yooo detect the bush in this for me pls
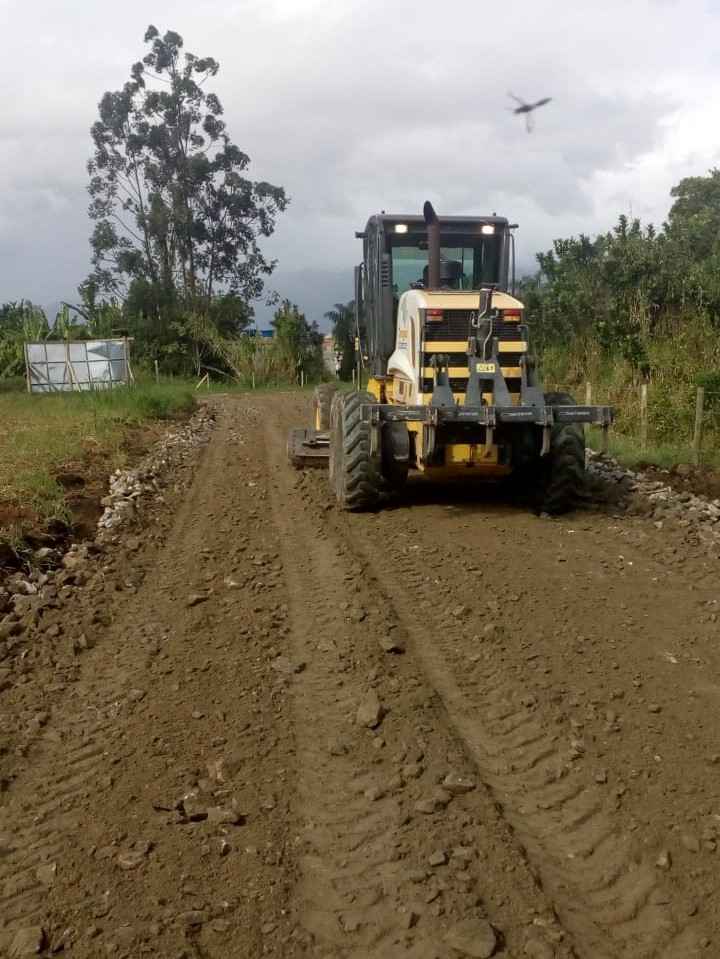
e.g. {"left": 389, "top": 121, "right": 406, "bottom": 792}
{"left": 539, "top": 312, "right": 720, "bottom": 455}
{"left": 695, "top": 371, "right": 720, "bottom": 411}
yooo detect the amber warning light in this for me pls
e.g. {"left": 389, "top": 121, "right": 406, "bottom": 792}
{"left": 427, "top": 309, "right": 444, "bottom": 321}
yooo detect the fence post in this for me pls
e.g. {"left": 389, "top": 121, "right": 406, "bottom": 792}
{"left": 640, "top": 384, "right": 648, "bottom": 452}
{"left": 585, "top": 381, "right": 592, "bottom": 406}
{"left": 251, "top": 372, "right": 255, "bottom": 390}
{"left": 154, "top": 359, "right": 159, "bottom": 384}
{"left": 693, "top": 386, "right": 705, "bottom": 466}
{"left": 352, "top": 368, "right": 356, "bottom": 386}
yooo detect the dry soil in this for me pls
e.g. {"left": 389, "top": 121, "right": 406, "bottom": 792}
{"left": 1, "top": 392, "right": 719, "bottom": 959}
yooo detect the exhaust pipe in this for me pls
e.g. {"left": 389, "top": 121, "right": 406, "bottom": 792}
{"left": 423, "top": 201, "right": 440, "bottom": 289}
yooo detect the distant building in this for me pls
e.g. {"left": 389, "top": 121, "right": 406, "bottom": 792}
{"left": 322, "top": 334, "right": 339, "bottom": 375}
{"left": 243, "top": 328, "right": 275, "bottom": 338}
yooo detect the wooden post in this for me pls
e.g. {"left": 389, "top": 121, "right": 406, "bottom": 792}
{"left": 252, "top": 372, "right": 255, "bottom": 390}
{"left": 352, "top": 368, "right": 356, "bottom": 386}
{"left": 124, "top": 336, "right": 135, "bottom": 386}
{"left": 64, "top": 339, "right": 81, "bottom": 392}
{"left": 300, "top": 370, "right": 305, "bottom": 388}
{"left": 640, "top": 383, "right": 648, "bottom": 452}
{"left": 154, "top": 359, "right": 159, "bottom": 384}
{"left": 585, "top": 381, "right": 592, "bottom": 406}
{"left": 693, "top": 386, "right": 705, "bottom": 466}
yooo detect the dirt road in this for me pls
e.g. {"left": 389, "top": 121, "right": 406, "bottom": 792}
{"left": 1, "top": 392, "right": 719, "bottom": 958}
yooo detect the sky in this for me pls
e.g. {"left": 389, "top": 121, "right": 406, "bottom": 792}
{"left": 2, "top": 0, "right": 720, "bottom": 329}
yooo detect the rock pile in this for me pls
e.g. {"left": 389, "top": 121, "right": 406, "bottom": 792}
{"left": 0, "top": 404, "right": 215, "bottom": 625}
{"left": 96, "top": 405, "right": 214, "bottom": 538}
{"left": 588, "top": 449, "right": 720, "bottom": 542}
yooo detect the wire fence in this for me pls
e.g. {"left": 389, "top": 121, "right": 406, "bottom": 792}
{"left": 582, "top": 380, "right": 720, "bottom": 465}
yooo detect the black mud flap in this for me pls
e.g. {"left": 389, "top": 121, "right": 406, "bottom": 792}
{"left": 287, "top": 428, "right": 330, "bottom": 469}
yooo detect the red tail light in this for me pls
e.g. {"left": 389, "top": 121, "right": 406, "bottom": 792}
{"left": 426, "top": 309, "right": 444, "bottom": 321}
{"left": 503, "top": 309, "right": 522, "bottom": 319}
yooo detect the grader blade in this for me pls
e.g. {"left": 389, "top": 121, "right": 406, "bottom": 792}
{"left": 287, "top": 428, "right": 330, "bottom": 469}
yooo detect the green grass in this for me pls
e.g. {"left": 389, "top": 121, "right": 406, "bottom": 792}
{"left": 541, "top": 318, "right": 720, "bottom": 473}
{"left": 586, "top": 427, "right": 720, "bottom": 471}
{"left": 149, "top": 372, "right": 327, "bottom": 395}
{"left": 0, "top": 382, "right": 195, "bottom": 533}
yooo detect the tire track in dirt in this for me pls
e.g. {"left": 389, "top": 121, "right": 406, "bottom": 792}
{"left": 0, "top": 417, "right": 219, "bottom": 955}
{"left": 0, "top": 417, "right": 227, "bottom": 953}
{"left": 0, "top": 674, "right": 125, "bottom": 945}
{"left": 263, "top": 403, "right": 406, "bottom": 954}
{"left": 263, "top": 398, "right": 574, "bottom": 959}
{"left": 1, "top": 402, "right": 295, "bottom": 958}
{"left": 260, "top": 391, "right": 711, "bottom": 958}
{"left": 299, "top": 476, "right": 708, "bottom": 957}
{"left": 2, "top": 391, "right": 712, "bottom": 958}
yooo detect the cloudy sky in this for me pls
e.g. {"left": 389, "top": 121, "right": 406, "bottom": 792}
{"left": 1, "top": 0, "right": 719, "bottom": 328}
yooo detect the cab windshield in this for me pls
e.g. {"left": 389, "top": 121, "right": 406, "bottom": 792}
{"left": 391, "top": 239, "right": 502, "bottom": 295}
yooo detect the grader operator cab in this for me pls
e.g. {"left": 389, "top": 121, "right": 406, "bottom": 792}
{"left": 288, "top": 202, "right": 613, "bottom": 513}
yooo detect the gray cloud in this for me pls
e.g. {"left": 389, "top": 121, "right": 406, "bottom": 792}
{"left": 0, "top": 0, "right": 717, "bottom": 327}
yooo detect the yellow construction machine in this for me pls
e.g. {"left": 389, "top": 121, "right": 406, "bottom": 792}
{"left": 288, "top": 202, "right": 612, "bottom": 513}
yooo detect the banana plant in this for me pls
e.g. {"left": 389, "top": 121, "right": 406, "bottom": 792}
{"left": 0, "top": 300, "right": 50, "bottom": 378}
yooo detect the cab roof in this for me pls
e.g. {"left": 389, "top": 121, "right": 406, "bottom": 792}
{"left": 358, "top": 213, "right": 510, "bottom": 237}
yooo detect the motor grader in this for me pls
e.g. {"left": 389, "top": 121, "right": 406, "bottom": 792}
{"left": 288, "top": 202, "right": 613, "bottom": 513}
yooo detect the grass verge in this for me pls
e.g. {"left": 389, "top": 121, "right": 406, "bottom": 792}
{"left": 0, "top": 382, "right": 195, "bottom": 539}
{"left": 586, "top": 427, "right": 720, "bottom": 471}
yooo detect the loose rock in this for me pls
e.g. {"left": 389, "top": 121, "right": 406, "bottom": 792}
{"left": 681, "top": 834, "right": 700, "bottom": 853}
{"left": 207, "top": 805, "right": 244, "bottom": 825}
{"left": 356, "top": 690, "right": 384, "bottom": 728}
{"left": 187, "top": 593, "right": 208, "bottom": 608}
{"left": 444, "top": 918, "right": 498, "bottom": 957}
{"left": 8, "top": 927, "right": 46, "bottom": 957}
{"left": 378, "top": 634, "right": 405, "bottom": 654}
{"left": 442, "top": 771, "right": 477, "bottom": 795}
{"left": 271, "top": 655, "right": 305, "bottom": 676}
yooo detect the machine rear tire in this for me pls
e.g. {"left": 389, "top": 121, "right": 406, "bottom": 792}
{"left": 539, "top": 392, "right": 586, "bottom": 514}
{"left": 329, "top": 391, "right": 382, "bottom": 511}
{"left": 381, "top": 421, "right": 410, "bottom": 491}
{"left": 313, "top": 383, "right": 338, "bottom": 431}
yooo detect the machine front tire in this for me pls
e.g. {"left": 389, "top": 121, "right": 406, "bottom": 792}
{"left": 539, "top": 392, "right": 586, "bottom": 514}
{"left": 329, "top": 391, "right": 382, "bottom": 511}
{"left": 313, "top": 383, "right": 338, "bottom": 431}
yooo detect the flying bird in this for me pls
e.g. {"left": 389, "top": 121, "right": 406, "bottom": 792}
{"left": 508, "top": 93, "right": 552, "bottom": 132}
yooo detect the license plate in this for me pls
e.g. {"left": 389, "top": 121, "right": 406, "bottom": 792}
{"left": 476, "top": 362, "right": 495, "bottom": 373}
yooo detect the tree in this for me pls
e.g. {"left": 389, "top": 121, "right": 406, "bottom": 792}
{"left": 324, "top": 301, "right": 355, "bottom": 379}
{"left": 666, "top": 168, "right": 720, "bottom": 261}
{"left": 65, "top": 278, "right": 123, "bottom": 338}
{"left": 661, "top": 168, "right": 720, "bottom": 315}
{"left": 272, "top": 300, "right": 323, "bottom": 380}
{"left": 87, "top": 25, "right": 288, "bottom": 310}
